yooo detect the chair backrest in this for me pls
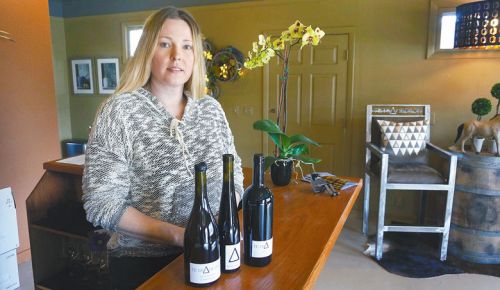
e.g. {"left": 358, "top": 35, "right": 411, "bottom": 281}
{"left": 366, "top": 104, "right": 430, "bottom": 161}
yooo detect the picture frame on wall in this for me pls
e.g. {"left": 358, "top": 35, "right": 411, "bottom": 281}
{"left": 71, "top": 59, "right": 94, "bottom": 94}
{"left": 97, "top": 58, "right": 120, "bottom": 94}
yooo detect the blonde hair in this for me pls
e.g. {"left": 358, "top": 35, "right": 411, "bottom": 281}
{"left": 115, "top": 6, "right": 206, "bottom": 100}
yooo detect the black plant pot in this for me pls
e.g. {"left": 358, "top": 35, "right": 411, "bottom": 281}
{"left": 270, "top": 159, "right": 293, "bottom": 186}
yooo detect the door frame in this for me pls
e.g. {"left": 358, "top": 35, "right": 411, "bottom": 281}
{"left": 262, "top": 26, "right": 356, "bottom": 175}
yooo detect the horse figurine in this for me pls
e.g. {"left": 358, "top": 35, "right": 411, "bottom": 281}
{"left": 449, "top": 115, "right": 500, "bottom": 156}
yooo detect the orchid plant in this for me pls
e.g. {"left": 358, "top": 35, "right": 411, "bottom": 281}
{"left": 244, "top": 21, "right": 325, "bottom": 159}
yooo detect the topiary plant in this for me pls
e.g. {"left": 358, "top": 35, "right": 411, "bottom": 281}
{"left": 491, "top": 83, "right": 500, "bottom": 117}
{"left": 471, "top": 98, "right": 492, "bottom": 120}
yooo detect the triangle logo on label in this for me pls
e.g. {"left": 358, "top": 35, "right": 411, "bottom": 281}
{"left": 264, "top": 242, "right": 269, "bottom": 249}
{"left": 229, "top": 248, "right": 240, "bottom": 262}
{"left": 203, "top": 266, "right": 210, "bottom": 274}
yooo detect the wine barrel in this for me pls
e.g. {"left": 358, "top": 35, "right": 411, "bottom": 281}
{"left": 449, "top": 151, "right": 500, "bottom": 264}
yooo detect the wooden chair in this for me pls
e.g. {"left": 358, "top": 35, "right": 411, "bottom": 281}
{"left": 362, "top": 104, "right": 457, "bottom": 261}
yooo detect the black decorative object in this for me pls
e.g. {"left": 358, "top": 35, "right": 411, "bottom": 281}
{"left": 455, "top": 0, "right": 500, "bottom": 49}
{"left": 270, "top": 159, "right": 293, "bottom": 186}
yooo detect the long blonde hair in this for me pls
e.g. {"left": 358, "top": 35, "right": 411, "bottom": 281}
{"left": 115, "top": 6, "right": 206, "bottom": 99}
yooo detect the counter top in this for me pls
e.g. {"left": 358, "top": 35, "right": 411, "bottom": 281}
{"left": 42, "top": 158, "right": 362, "bottom": 289}
{"left": 139, "top": 168, "right": 362, "bottom": 290}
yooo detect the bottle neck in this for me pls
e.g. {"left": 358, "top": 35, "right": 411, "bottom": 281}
{"left": 223, "top": 158, "right": 235, "bottom": 193}
{"left": 252, "top": 157, "right": 264, "bottom": 187}
{"left": 195, "top": 170, "right": 209, "bottom": 208}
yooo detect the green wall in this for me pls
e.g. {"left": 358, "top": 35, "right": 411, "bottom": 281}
{"left": 50, "top": 16, "right": 72, "bottom": 141}
{"left": 52, "top": 0, "right": 500, "bottom": 223}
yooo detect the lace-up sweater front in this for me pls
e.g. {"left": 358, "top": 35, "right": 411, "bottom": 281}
{"left": 82, "top": 88, "right": 244, "bottom": 257}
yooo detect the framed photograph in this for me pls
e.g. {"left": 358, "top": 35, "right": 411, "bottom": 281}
{"left": 71, "top": 59, "right": 94, "bottom": 94}
{"left": 97, "top": 58, "right": 120, "bottom": 94}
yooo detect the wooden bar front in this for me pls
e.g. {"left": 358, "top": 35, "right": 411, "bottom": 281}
{"left": 140, "top": 169, "right": 362, "bottom": 290}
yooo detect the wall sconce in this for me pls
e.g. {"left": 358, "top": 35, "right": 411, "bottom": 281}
{"left": 455, "top": 0, "right": 500, "bottom": 49}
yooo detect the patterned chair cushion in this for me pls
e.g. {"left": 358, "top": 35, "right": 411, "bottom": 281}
{"left": 377, "top": 119, "right": 429, "bottom": 156}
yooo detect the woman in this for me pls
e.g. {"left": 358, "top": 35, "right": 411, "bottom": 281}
{"left": 82, "top": 7, "right": 243, "bottom": 289}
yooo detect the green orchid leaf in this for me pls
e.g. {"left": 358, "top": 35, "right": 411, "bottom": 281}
{"left": 253, "top": 119, "right": 284, "bottom": 134}
{"left": 264, "top": 156, "right": 278, "bottom": 170}
{"left": 281, "top": 134, "right": 291, "bottom": 150}
{"left": 289, "top": 134, "right": 320, "bottom": 146}
{"left": 293, "top": 155, "right": 322, "bottom": 164}
{"left": 269, "top": 133, "right": 285, "bottom": 152}
{"left": 289, "top": 144, "right": 309, "bottom": 156}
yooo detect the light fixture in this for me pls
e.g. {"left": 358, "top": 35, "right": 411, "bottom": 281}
{"left": 454, "top": 0, "right": 500, "bottom": 49}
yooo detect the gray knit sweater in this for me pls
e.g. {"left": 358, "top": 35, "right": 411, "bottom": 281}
{"left": 82, "top": 88, "right": 243, "bottom": 257}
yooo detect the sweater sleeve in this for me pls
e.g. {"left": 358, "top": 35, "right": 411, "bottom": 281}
{"left": 82, "top": 99, "right": 131, "bottom": 232}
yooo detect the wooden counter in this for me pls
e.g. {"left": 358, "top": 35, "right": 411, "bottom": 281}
{"left": 27, "top": 156, "right": 104, "bottom": 289}
{"left": 31, "top": 158, "right": 362, "bottom": 289}
{"left": 139, "top": 168, "right": 362, "bottom": 290}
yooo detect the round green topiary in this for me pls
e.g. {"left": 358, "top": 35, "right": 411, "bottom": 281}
{"left": 491, "top": 83, "right": 500, "bottom": 98}
{"left": 492, "top": 83, "right": 500, "bottom": 116}
{"left": 471, "top": 98, "right": 492, "bottom": 120}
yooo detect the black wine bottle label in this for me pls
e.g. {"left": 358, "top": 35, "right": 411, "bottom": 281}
{"left": 224, "top": 242, "right": 241, "bottom": 270}
{"left": 189, "top": 258, "right": 221, "bottom": 284}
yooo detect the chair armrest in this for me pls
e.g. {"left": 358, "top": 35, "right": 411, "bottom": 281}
{"left": 366, "top": 142, "right": 387, "bottom": 158}
{"left": 426, "top": 142, "right": 457, "bottom": 160}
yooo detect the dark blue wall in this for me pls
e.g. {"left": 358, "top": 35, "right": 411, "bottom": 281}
{"left": 49, "top": 0, "right": 247, "bottom": 18}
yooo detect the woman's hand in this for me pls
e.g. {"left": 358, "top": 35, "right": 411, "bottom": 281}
{"left": 117, "top": 207, "right": 185, "bottom": 247}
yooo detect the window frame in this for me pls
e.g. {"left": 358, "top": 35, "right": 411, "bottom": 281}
{"left": 121, "top": 22, "right": 144, "bottom": 62}
{"left": 426, "top": 0, "right": 500, "bottom": 59}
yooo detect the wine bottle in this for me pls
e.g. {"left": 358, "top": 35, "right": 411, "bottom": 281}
{"left": 243, "top": 153, "right": 274, "bottom": 267}
{"left": 184, "top": 162, "right": 221, "bottom": 287}
{"left": 218, "top": 154, "right": 241, "bottom": 273}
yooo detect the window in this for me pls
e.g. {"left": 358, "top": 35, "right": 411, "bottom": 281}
{"left": 427, "top": 0, "right": 500, "bottom": 59}
{"left": 122, "top": 22, "right": 144, "bottom": 61}
{"left": 127, "top": 27, "right": 143, "bottom": 57}
{"left": 439, "top": 12, "right": 456, "bottom": 49}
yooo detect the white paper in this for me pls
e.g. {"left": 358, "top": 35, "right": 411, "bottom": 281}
{"left": 0, "top": 187, "right": 18, "bottom": 255}
{"left": 0, "top": 250, "right": 20, "bottom": 290}
{"left": 56, "top": 154, "right": 85, "bottom": 165}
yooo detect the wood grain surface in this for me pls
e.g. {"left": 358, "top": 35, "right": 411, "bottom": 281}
{"left": 139, "top": 168, "right": 362, "bottom": 290}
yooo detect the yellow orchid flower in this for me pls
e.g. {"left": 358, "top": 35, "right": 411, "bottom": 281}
{"left": 245, "top": 21, "right": 323, "bottom": 71}
{"left": 315, "top": 27, "right": 325, "bottom": 39}
{"left": 273, "top": 38, "right": 285, "bottom": 50}
{"left": 289, "top": 20, "right": 306, "bottom": 39}
{"left": 301, "top": 26, "right": 325, "bottom": 49}
{"left": 252, "top": 42, "right": 259, "bottom": 53}
{"left": 281, "top": 31, "right": 292, "bottom": 42}
{"left": 258, "top": 34, "right": 266, "bottom": 46}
